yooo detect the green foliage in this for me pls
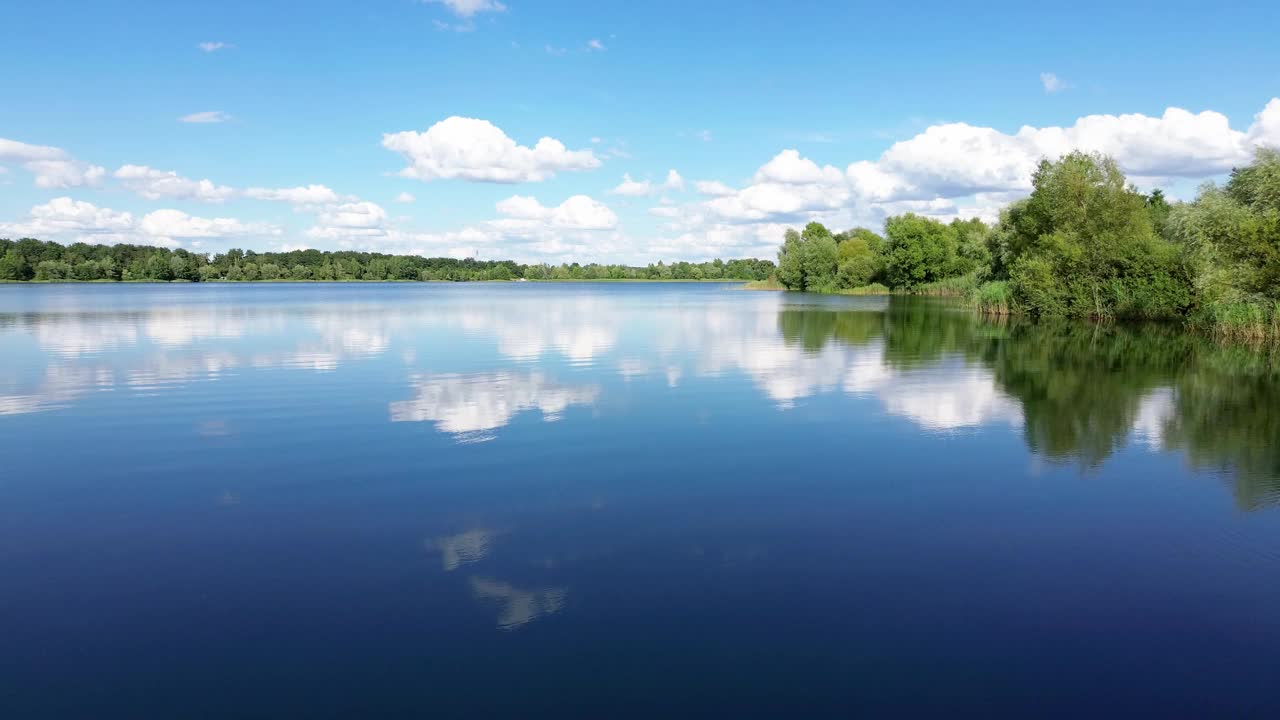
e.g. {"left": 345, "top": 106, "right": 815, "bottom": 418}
{"left": 912, "top": 272, "right": 979, "bottom": 297}
{"left": 835, "top": 229, "right": 886, "bottom": 288}
{"left": 1145, "top": 188, "right": 1172, "bottom": 238}
{"left": 884, "top": 214, "right": 963, "bottom": 289}
{"left": 836, "top": 282, "right": 890, "bottom": 295}
{"left": 951, "top": 217, "right": 992, "bottom": 277}
{"left": 0, "top": 248, "right": 32, "bottom": 280}
{"left": 1169, "top": 148, "right": 1280, "bottom": 339}
{"left": 780, "top": 297, "right": 1280, "bottom": 508}
{"left": 776, "top": 223, "right": 840, "bottom": 292}
{"left": 974, "top": 280, "right": 1013, "bottom": 315}
{"left": 993, "top": 151, "right": 1192, "bottom": 319}
{"left": 0, "top": 237, "right": 775, "bottom": 284}
{"left": 800, "top": 222, "right": 839, "bottom": 292}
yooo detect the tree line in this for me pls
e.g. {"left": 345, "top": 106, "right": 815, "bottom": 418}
{"left": 774, "top": 148, "right": 1280, "bottom": 341}
{"left": 0, "top": 242, "right": 775, "bottom": 283}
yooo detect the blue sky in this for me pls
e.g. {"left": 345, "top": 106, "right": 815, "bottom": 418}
{"left": 2, "top": 0, "right": 1278, "bottom": 263}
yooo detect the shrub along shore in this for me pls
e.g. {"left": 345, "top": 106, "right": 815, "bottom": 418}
{"left": 771, "top": 148, "right": 1280, "bottom": 342}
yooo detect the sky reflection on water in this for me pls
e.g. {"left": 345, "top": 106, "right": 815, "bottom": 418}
{"left": 2, "top": 283, "right": 1279, "bottom": 717}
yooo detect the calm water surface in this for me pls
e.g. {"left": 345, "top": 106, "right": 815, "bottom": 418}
{"left": 2, "top": 283, "right": 1278, "bottom": 717}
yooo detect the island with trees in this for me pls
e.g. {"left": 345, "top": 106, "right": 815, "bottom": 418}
{"left": 773, "top": 148, "right": 1279, "bottom": 342}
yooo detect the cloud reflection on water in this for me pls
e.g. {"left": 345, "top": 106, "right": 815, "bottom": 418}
{"left": 0, "top": 287, "right": 1170, "bottom": 444}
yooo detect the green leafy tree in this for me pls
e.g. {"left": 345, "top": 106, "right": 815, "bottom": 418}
{"left": 884, "top": 214, "right": 959, "bottom": 289}
{"left": 996, "top": 151, "right": 1191, "bottom": 319}
{"left": 0, "top": 249, "right": 31, "bottom": 280}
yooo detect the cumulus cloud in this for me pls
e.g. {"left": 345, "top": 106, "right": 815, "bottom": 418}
{"left": 610, "top": 173, "right": 653, "bottom": 197}
{"left": 395, "top": 191, "right": 416, "bottom": 203}
{"left": 753, "top": 149, "right": 844, "bottom": 185}
{"left": 0, "top": 138, "right": 106, "bottom": 189}
{"left": 424, "top": 0, "right": 506, "bottom": 17}
{"left": 382, "top": 116, "right": 601, "bottom": 183}
{"left": 611, "top": 169, "right": 684, "bottom": 197}
{"left": 114, "top": 165, "right": 237, "bottom": 202}
{"left": 671, "top": 97, "right": 1280, "bottom": 236}
{"left": 586, "top": 38, "right": 606, "bottom": 51}
{"left": 305, "top": 201, "right": 391, "bottom": 241}
{"left": 179, "top": 111, "right": 231, "bottom": 124}
{"left": 243, "top": 184, "right": 345, "bottom": 205}
{"left": 110, "top": 164, "right": 345, "bottom": 206}
{"left": 137, "top": 209, "right": 273, "bottom": 240}
{"left": 495, "top": 194, "right": 618, "bottom": 229}
{"left": 695, "top": 180, "right": 736, "bottom": 197}
{"left": 0, "top": 197, "right": 278, "bottom": 247}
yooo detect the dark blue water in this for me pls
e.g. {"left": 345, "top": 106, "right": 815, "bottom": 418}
{"left": 1, "top": 283, "right": 1278, "bottom": 717}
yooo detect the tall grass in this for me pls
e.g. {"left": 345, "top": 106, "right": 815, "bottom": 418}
{"left": 910, "top": 273, "right": 979, "bottom": 297}
{"left": 741, "top": 276, "right": 785, "bottom": 290}
{"left": 1194, "top": 299, "right": 1279, "bottom": 344}
{"left": 973, "top": 280, "right": 1014, "bottom": 315}
{"left": 836, "top": 283, "right": 890, "bottom": 296}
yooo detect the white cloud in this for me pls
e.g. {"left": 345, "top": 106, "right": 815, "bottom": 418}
{"left": 610, "top": 173, "right": 652, "bottom": 196}
{"left": 495, "top": 194, "right": 618, "bottom": 230}
{"left": 198, "top": 41, "right": 233, "bottom": 53}
{"left": 0, "top": 138, "right": 106, "bottom": 189}
{"left": 0, "top": 197, "right": 133, "bottom": 241}
{"left": 664, "top": 169, "right": 685, "bottom": 191}
{"left": 138, "top": 209, "right": 276, "bottom": 241}
{"left": 244, "top": 184, "right": 345, "bottom": 205}
{"left": 0, "top": 138, "right": 65, "bottom": 163}
{"left": 753, "top": 149, "right": 844, "bottom": 185}
{"left": 695, "top": 180, "right": 736, "bottom": 197}
{"left": 25, "top": 160, "right": 106, "bottom": 189}
{"left": 1247, "top": 98, "right": 1280, "bottom": 147}
{"left": 544, "top": 45, "right": 567, "bottom": 56}
{"left": 109, "top": 164, "right": 344, "bottom": 206}
{"left": 424, "top": 0, "right": 506, "bottom": 18}
{"left": 179, "top": 111, "right": 231, "bottom": 124}
{"left": 1040, "top": 72, "right": 1066, "bottom": 93}
{"left": 672, "top": 97, "right": 1280, "bottom": 238}
{"left": 610, "top": 170, "right": 684, "bottom": 197}
{"left": 697, "top": 130, "right": 713, "bottom": 142}
{"left": 587, "top": 38, "right": 606, "bottom": 51}
{"left": 114, "top": 165, "right": 236, "bottom": 202}
{"left": 305, "top": 201, "right": 390, "bottom": 241}
{"left": 0, "top": 197, "right": 278, "bottom": 247}
{"left": 383, "top": 116, "right": 601, "bottom": 183}
{"left": 395, "top": 191, "right": 416, "bottom": 203}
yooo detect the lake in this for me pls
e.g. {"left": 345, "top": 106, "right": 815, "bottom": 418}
{"left": 1, "top": 282, "right": 1278, "bottom": 717}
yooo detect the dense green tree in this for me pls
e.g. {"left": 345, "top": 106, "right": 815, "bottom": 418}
{"left": 994, "top": 151, "right": 1191, "bottom": 319}
{"left": 0, "top": 249, "right": 31, "bottom": 280}
{"left": 884, "top": 214, "right": 960, "bottom": 289}
{"left": 776, "top": 228, "right": 805, "bottom": 290}
{"left": 1145, "top": 188, "right": 1172, "bottom": 239}
{"left": 799, "top": 222, "right": 839, "bottom": 292}
{"left": 836, "top": 229, "right": 885, "bottom": 287}
{"left": 1167, "top": 148, "right": 1280, "bottom": 338}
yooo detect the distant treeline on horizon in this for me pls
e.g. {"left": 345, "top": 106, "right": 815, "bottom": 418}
{"left": 0, "top": 239, "right": 776, "bottom": 282}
